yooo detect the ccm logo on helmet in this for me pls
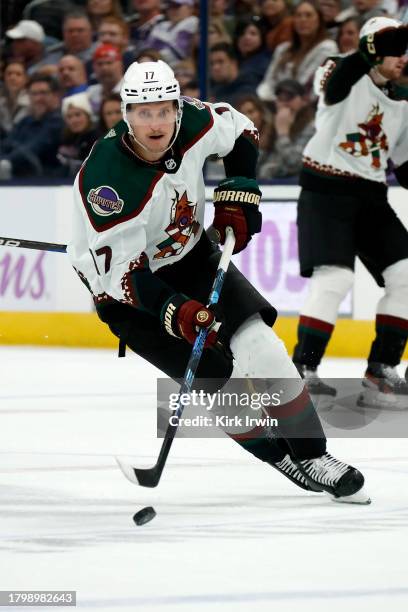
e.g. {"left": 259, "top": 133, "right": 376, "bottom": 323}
{"left": 142, "top": 87, "right": 162, "bottom": 92}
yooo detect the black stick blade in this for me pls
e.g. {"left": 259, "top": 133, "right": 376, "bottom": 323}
{"left": 116, "top": 457, "right": 161, "bottom": 488}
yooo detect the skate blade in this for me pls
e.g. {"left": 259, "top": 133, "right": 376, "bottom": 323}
{"left": 330, "top": 487, "right": 372, "bottom": 505}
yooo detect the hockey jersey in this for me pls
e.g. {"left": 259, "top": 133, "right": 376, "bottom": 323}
{"left": 302, "top": 58, "right": 408, "bottom": 185}
{"left": 67, "top": 98, "right": 257, "bottom": 308}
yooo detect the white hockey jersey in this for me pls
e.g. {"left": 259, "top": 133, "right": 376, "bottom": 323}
{"left": 67, "top": 98, "right": 257, "bottom": 305}
{"left": 303, "top": 59, "right": 408, "bottom": 184}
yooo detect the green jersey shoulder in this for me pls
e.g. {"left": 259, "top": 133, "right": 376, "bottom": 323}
{"left": 78, "top": 120, "right": 163, "bottom": 232}
{"left": 78, "top": 102, "right": 214, "bottom": 233}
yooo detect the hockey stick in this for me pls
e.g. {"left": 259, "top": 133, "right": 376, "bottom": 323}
{"left": 0, "top": 227, "right": 221, "bottom": 254}
{"left": 0, "top": 236, "right": 67, "bottom": 253}
{"left": 116, "top": 226, "right": 236, "bottom": 488}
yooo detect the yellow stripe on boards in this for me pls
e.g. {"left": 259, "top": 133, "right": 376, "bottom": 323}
{"left": 0, "top": 312, "right": 407, "bottom": 359}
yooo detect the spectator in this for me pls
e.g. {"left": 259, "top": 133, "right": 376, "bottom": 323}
{"left": 183, "top": 79, "right": 200, "bottom": 98}
{"left": 318, "top": 0, "right": 343, "bottom": 38}
{"left": 98, "top": 92, "right": 122, "bottom": 135}
{"left": 235, "top": 0, "right": 261, "bottom": 20}
{"left": 174, "top": 58, "right": 197, "bottom": 91}
{"left": 129, "top": 0, "right": 165, "bottom": 55}
{"left": 87, "top": 44, "right": 124, "bottom": 114}
{"left": 134, "top": 48, "right": 163, "bottom": 62}
{"left": 22, "top": 0, "right": 74, "bottom": 41}
{"left": 147, "top": 0, "right": 198, "bottom": 67}
{"left": 0, "top": 74, "right": 63, "bottom": 179}
{"left": 209, "top": 42, "right": 255, "bottom": 104}
{"left": 46, "top": 12, "right": 97, "bottom": 65}
{"left": 234, "top": 17, "right": 272, "bottom": 87}
{"left": 235, "top": 93, "right": 274, "bottom": 164}
{"left": 87, "top": 0, "right": 123, "bottom": 33}
{"left": 97, "top": 16, "right": 135, "bottom": 68}
{"left": 208, "top": 17, "right": 233, "bottom": 47}
{"left": 0, "top": 61, "right": 30, "bottom": 136}
{"left": 336, "top": 17, "right": 360, "bottom": 53}
{"left": 210, "top": 0, "right": 236, "bottom": 36}
{"left": 5, "top": 20, "right": 49, "bottom": 75}
{"left": 338, "top": 0, "right": 388, "bottom": 26}
{"left": 257, "top": 0, "right": 338, "bottom": 101}
{"left": 259, "top": 0, "right": 294, "bottom": 52}
{"left": 210, "top": 43, "right": 254, "bottom": 104}
{"left": 258, "top": 79, "right": 316, "bottom": 179}
{"left": 58, "top": 93, "right": 98, "bottom": 176}
{"left": 58, "top": 55, "right": 88, "bottom": 98}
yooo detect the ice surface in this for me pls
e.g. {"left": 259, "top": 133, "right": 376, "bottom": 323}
{"left": 1, "top": 347, "right": 408, "bottom": 612}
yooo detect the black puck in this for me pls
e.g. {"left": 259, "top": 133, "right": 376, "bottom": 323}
{"left": 133, "top": 506, "right": 156, "bottom": 526}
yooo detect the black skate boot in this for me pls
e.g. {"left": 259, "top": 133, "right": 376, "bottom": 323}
{"left": 295, "top": 363, "right": 337, "bottom": 409}
{"left": 294, "top": 452, "right": 370, "bottom": 504}
{"left": 270, "top": 454, "right": 323, "bottom": 492}
{"left": 357, "top": 362, "right": 408, "bottom": 409}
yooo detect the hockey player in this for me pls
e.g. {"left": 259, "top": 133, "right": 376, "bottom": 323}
{"left": 67, "top": 59, "right": 369, "bottom": 503}
{"left": 293, "top": 17, "right": 408, "bottom": 408}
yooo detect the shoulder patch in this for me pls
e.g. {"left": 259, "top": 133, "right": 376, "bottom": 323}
{"left": 87, "top": 186, "right": 124, "bottom": 216}
{"left": 104, "top": 128, "right": 116, "bottom": 138}
{"left": 182, "top": 96, "right": 206, "bottom": 110}
{"left": 78, "top": 133, "right": 164, "bottom": 232}
{"left": 179, "top": 100, "right": 214, "bottom": 155}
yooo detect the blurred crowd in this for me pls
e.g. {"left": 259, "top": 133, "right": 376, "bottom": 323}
{"left": 0, "top": 0, "right": 407, "bottom": 180}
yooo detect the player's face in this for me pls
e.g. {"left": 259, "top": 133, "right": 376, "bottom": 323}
{"left": 378, "top": 55, "right": 408, "bottom": 81}
{"left": 127, "top": 100, "right": 177, "bottom": 159}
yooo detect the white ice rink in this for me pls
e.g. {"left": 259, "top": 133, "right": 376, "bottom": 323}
{"left": 1, "top": 346, "right": 408, "bottom": 612}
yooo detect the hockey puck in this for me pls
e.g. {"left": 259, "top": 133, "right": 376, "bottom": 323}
{"left": 133, "top": 506, "right": 156, "bottom": 526}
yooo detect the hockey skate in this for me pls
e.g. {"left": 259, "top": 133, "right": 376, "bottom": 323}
{"left": 270, "top": 454, "right": 323, "bottom": 492}
{"left": 294, "top": 452, "right": 371, "bottom": 504}
{"left": 357, "top": 362, "right": 408, "bottom": 409}
{"left": 295, "top": 363, "right": 337, "bottom": 410}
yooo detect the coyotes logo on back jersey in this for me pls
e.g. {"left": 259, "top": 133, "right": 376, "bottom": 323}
{"left": 303, "top": 60, "right": 408, "bottom": 184}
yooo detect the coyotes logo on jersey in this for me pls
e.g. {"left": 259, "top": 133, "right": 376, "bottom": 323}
{"left": 338, "top": 104, "right": 389, "bottom": 169}
{"left": 154, "top": 190, "right": 200, "bottom": 259}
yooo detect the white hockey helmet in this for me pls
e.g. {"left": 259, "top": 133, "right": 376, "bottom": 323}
{"left": 360, "top": 16, "right": 402, "bottom": 39}
{"left": 120, "top": 60, "right": 183, "bottom": 153}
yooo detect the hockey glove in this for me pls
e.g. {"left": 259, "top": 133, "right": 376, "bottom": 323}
{"left": 161, "top": 294, "right": 220, "bottom": 348}
{"left": 213, "top": 176, "right": 262, "bottom": 254}
{"left": 359, "top": 26, "right": 408, "bottom": 66}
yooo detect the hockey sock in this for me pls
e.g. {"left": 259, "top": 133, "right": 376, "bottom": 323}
{"left": 229, "top": 435, "right": 286, "bottom": 463}
{"left": 266, "top": 387, "right": 327, "bottom": 460}
{"left": 293, "top": 316, "right": 334, "bottom": 369}
{"left": 367, "top": 314, "right": 408, "bottom": 367}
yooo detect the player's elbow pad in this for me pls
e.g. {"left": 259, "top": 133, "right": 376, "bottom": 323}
{"left": 324, "top": 52, "right": 370, "bottom": 105}
{"left": 395, "top": 161, "right": 408, "bottom": 189}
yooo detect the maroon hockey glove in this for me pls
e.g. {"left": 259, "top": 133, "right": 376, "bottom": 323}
{"left": 161, "top": 294, "right": 219, "bottom": 348}
{"left": 359, "top": 26, "right": 408, "bottom": 66}
{"left": 213, "top": 177, "right": 262, "bottom": 254}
